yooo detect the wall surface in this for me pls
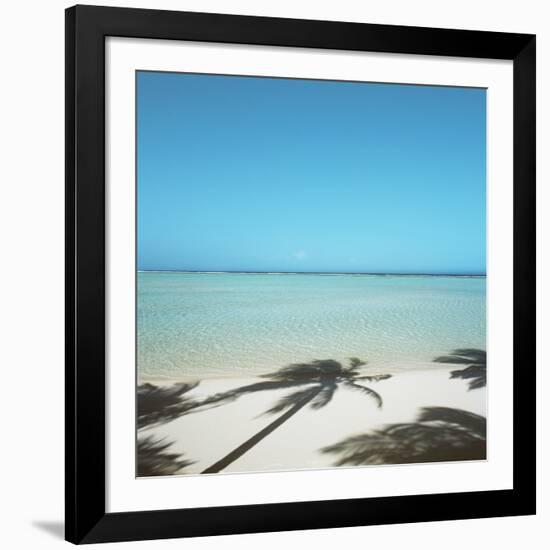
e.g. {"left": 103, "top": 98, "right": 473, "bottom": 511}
{"left": 0, "top": 0, "right": 547, "bottom": 548}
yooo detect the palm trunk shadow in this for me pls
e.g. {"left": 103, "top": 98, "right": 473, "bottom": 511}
{"left": 202, "top": 386, "right": 322, "bottom": 473}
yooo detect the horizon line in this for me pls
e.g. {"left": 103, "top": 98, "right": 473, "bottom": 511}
{"left": 137, "top": 269, "right": 486, "bottom": 277}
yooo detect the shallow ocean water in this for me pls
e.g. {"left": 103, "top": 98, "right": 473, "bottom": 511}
{"left": 137, "top": 272, "right": 486, "bottom": 379}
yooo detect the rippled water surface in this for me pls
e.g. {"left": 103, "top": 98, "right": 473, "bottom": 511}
{"left": 137, "top": 272, "right": 486, "bottom": 378}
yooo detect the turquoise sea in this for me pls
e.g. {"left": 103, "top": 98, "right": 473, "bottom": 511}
{"left": 137, "top": 272, "right": 486, "bottom": 379}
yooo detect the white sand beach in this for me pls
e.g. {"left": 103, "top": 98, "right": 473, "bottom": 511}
{"left": 137, "top": 364, "right": 486, "bottom": 476}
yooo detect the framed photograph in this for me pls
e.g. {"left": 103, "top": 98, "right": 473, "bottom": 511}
{"left": 65, "top": 5, "right": 536, "bottom": 544}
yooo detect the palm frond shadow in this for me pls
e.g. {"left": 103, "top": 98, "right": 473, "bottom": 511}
{"left": 322, "top": 406, "right": 486, "bottom": 466}
{"left": 137, "top": 435, "right": 194, "bottom": 477}
{"left": 204, "top": 358, "right": 391, "bottom": 415}
{"left": 434, "top": 348, "right": 486, "bottom": 390}
{"left": 137, "top": 381, "right": 200, "bottom": 429}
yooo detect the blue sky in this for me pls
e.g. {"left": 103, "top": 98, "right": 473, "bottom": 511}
{"left": 137, "top": 71, "right": 486, "bottom": 274}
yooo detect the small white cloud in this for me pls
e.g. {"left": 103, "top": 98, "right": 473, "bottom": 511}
{"left": 292, "top": 250, "right": 307, "bottom": 260}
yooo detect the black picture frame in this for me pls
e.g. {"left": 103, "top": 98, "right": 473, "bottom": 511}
{"left": 65, "top": 4, "right": 536, "bottom": 544}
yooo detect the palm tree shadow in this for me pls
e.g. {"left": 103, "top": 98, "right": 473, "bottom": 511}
{"left": 434, "top": 348, "right": 486, "bottom": 390}
{"left": 136, "top": 382, "right": 201, "bottom": 476}
{"left": 136, "top": 359, "right": 393, "bottom": 475}
{"left": 137, "top": 435, "right": 194, "bottom": 477}
{"left": 322, "top": 406, "right": 486, "bottom": 466}
{"left": 201, "top": 358, "right": 392, "bottom": 473}
{"left": 137, "top": 381, "right": 200, "bottom": 429}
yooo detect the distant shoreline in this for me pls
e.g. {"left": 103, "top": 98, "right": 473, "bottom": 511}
{"left": 137, "top": 270, "right": 486, "bottom": 278}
